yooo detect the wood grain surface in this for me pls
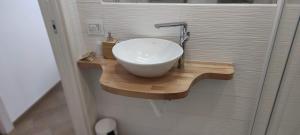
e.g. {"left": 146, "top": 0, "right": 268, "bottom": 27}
{"left": 78, "top": 57, "right": 234, "bottom": 99}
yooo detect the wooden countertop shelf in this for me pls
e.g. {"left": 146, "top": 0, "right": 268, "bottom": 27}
{"left": 78, "top": 57, "right": 234, "bottom": 100}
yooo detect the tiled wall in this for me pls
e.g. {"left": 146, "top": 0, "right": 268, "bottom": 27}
{"left": 77, "top": 1, "right": 277, "bottom": 135}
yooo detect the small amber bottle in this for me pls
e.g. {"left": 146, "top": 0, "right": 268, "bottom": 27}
{"left": 102, "top": 32, "right": 118, "bottom": 59}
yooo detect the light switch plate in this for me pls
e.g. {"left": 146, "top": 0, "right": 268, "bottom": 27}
{"left": 86, "top": 19, "right": 104, "bottom": 35}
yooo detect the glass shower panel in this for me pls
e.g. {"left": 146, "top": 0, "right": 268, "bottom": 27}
{"left": 266, "top": 0, "right": 300, "bottom": 133}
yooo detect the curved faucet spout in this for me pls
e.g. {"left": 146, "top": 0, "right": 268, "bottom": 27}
{"left": 154, "top": 22, "right": 190, "bottom": 69}
{"left": 154, "top": 22, "right": 187, "bottom": 29}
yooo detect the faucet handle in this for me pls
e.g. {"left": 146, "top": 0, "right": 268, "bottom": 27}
{"left": 186, "top": 32, "right": 190, "bottom": 37}
{"left": 184, "top": 32, "right": 190, "bottom": 41}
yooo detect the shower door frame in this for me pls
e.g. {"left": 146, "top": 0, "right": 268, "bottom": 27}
{"left": 38, "top": 0, "right": 96, "bottom": 135}
{"left": 266, "top": 16, "right": 300, "bottom": 135}
{"left": 251, "top": 0, "right": 300, "bottom": 135}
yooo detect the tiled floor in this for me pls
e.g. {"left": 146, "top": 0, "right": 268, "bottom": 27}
{"left": 8, "top": 83, "right": 75, "bottom": 135}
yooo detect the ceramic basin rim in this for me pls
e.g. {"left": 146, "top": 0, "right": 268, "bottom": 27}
{"left": 112, "top": 38, "right": 183, "bottom": 66}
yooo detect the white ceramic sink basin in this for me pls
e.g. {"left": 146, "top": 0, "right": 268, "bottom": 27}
{"left": 112, "top": 38, "right": 183, "bottom": 77}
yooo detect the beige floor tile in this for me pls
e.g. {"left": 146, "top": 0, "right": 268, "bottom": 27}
{"left": 8, "top": 83, "right": 75, "bottom": 135}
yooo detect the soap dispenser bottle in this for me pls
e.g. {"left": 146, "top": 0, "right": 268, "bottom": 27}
{"left": 102, "top": 32, "right": 118, "bottom": 59}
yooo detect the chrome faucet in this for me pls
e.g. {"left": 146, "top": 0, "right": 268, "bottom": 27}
{"left": 154, "top": 22, "right": 190, "bottom": 68}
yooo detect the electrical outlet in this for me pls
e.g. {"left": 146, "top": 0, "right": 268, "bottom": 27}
{"left": 87, "top": 19, "right": 104, "bottom": 35}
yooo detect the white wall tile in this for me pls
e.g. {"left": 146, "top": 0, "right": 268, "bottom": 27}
{"left": 163, "top": 92, "right": 257, "bottom": 121}
{"left": 173, "top": 115, "right": 250, "bottom": 135}
{"left": 77, "top": 2, "right": 277, "bottom": 135}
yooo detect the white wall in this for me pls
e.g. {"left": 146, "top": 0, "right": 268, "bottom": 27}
{"left": 77, "top": 1, "right": 276, "bottom": 135}
{"left": 0, "top": 0, "right": 60, "bottom": 121}
{"left": 0, "top": 98, "right": 13, "bottom": 133}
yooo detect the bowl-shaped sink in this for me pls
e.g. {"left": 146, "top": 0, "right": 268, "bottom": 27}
{"left": 112, "top": 38, "right": 183, "bottom": 77}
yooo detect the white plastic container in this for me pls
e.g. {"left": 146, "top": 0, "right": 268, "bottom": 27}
{"left": 95, "top": 118, "right": 118, "bottom": 135}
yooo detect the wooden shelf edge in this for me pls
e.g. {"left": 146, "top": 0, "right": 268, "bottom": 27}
{"left": 78, "top": 57, "right": 234, "bottom": 100}
{"left": 100, "top": 83, "right": 189, "bottom": 100}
